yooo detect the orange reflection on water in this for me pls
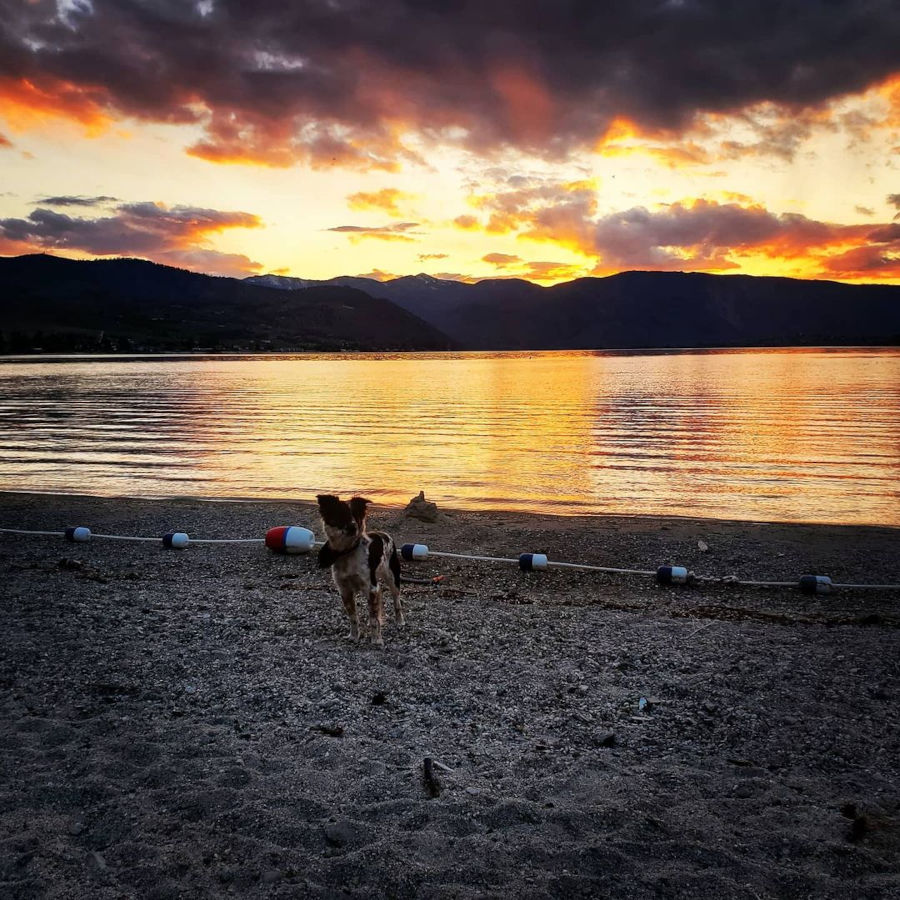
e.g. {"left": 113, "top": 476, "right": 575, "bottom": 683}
{"left": 0, "top": 349, "right": 897, "bottom": 525}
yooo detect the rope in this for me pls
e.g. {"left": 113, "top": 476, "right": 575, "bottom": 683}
{"left": 2, "top": 525, "right": 898, "bottom": 592}
{"left": 428, "top": 550, "right": 521, "bottom": 564}
{"left": 0, "top": 527, "right": 65, "bottom": 536}
{"left": 547, "top": 560, "right": 657, "bottom": 576}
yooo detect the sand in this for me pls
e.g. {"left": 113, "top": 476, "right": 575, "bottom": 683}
{"left": 1, "top": 492, "right": 899, "bottom": 899}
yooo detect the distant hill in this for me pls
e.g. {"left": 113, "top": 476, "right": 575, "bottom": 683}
{"left": 2, "top": 254, "right": 897, "bottom": 354}
{"left": 248, "top": 270, "right": 900, "bottom": 349}
{"left": 0, "top": 255, "right": 455, "bottom": 353}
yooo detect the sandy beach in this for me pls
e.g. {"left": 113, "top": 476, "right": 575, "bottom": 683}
{"left": 1, "top": 491, "right": 899, "bottom": 898}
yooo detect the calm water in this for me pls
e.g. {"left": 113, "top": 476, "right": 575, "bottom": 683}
{"left": 0, "top": 349, "right": 898, "bottom": 525}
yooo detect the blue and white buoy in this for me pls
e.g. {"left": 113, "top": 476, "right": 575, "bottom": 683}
{"left": 656, "top": 565, "right": 689, "bottom": 585}
{"left": 64, "top": 526, "right": 91, "bottom": 543}
{"left": 799, "top": 574, "right": 832, "bottom": 595}
{"left": 519, "top": 553, "right": 548, "bottom": 571}
{"left": 401, "top": 543, "right": 429, "bottom": 561}
{"left": 163, "top": 532, "right": 190, "bottom": 549}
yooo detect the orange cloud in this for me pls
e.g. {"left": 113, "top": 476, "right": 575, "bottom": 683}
{"left": 347, "top": 188, "right": 416, "bottom": 216}
{"left": 454, "top": 180, "right": 900, "bottom": 282}
{"left": 0, "top": 76, "right": 114, "bottom": 136}
{"left": 520, "top": 260, "right": 586, "bottom": 283}
{"left": 453, "top": 214, "right": 479, "bottom": 230}
{"left": 482, "top": 252, "right": 521, "bottom": 268}
{"left": 355, "top": 268, "right": 401, "bottom": 281}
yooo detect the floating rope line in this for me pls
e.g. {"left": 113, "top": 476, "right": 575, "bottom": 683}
{"left": 1, "top": 526, "right": 898, "bottom": 594}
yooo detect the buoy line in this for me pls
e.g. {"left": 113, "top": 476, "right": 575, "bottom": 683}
{"left": 1, "top": 526, "right": 898, "bottom": 594}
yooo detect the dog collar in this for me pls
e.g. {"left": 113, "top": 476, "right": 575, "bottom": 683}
{"left": 317, "top": 538, "right": 361, "bottom": 569}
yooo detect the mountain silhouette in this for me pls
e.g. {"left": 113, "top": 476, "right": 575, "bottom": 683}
{"left": 0, "top": 255, "right": 455, "bottom": 353}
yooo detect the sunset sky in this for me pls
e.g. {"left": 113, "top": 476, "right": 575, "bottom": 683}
{"left": 2, "top": 0, "right": 900, "bottom": 284}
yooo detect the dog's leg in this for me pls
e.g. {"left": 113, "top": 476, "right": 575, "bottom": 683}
{"left": 387, "top": 546, "right": 405, "bottom": 625}
{"left": 386, "top": 574, "right": 404, "bottom": 626}
{"left": 339, "top": 584, "right": 359, "bottom": 641}
{"left": 367, "top": 587, "right": 384, "bottom": 646}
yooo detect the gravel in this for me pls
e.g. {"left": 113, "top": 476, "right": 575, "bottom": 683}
{"left": 1, "top": 492, "right": 899, "bottom": 898}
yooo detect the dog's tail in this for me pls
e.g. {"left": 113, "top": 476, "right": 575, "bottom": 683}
{"left": 389, "top": 544, "right": 401, "bottom": 591}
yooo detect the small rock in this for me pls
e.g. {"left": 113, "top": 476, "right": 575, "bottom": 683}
{"left": 698, "top": 540, "right": 709, "bottom": 552}
{"left": 323, "top": 820, "right": 358, "bottom": 847}
{"left": 260, "top": 869, "right": 281, "bottom": 884}
{"left": 597, "top": 731, "right": 616, "bottom": 748}
{"left": 371, "top": 691, "right": 387, "bottom": 706}
{"left": 313, "top": 723, "right": 344, "bottom": 737}
{"left": 404, "top": 491, "right": 439, "bottom": 522}
{"left": 68, "top": 821, "right": 84, "bottom": 836}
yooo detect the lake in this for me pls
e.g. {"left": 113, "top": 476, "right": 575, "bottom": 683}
{"left": 0, "top": 348, "right": 898, "bottom": 525}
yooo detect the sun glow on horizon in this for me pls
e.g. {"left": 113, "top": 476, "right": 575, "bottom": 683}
{"left": 1, "top": 6, "right": 899, "bottom": 286}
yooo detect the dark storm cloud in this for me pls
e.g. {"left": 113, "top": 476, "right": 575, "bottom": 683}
{"left": 3, "top": 1, "right": 899, "bottom": 164}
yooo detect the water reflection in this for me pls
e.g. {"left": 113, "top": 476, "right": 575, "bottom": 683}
{"left": 0, "top": 349, "right": 897, "bottom": 525}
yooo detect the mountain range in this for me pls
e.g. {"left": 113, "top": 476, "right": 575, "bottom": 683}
{"left": 246, "top": 270, "right": 900, "bottom": 350}
{"left": 2, "top": 253, "right": 899, "bottom": 353}
{"left": 0, "top": 254, "right": 453, "bottom": 353}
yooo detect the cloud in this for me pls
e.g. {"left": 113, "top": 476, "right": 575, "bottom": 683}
{"left": 459, "top": 171, "right": 900, "bottom": 280}
{"left": 417, "top": 252, "right": 448, "bottom": 261}
{"left": 3, "top": 2, "right": 899, "bottom": 164}
{"left": 580, "top": 201, "right": 900, "bottom": 279}
{"left": 432, "top": 272, "right": 472, "bottom": 283}
{"left": 0, "top": 133, "right": 12, "bottom": 148}
{"left": 453, "top": 215, "right": 479, "bottom": 230}
{"left": 327, "top": 221, "right": 422, "bottom": 242}
{"left": 37, "top": 194, "right": 117, "bottom": 207}
{"left": 354, "top": 268, "right": 399, "bottom": 281}
{"left": 889, "top": 193, "right": 900, "bottom": 219}
{"left": 482, "top": 252, "right": 521, "bottom": 268}
{"left": 347, "top": 188, "right": 416, "bottom": 216}
{"left": 0, "top": 201, "right": 264, "bottom": 276}
{"left": 520, "top": 260, "right": 585, "bottom": 282}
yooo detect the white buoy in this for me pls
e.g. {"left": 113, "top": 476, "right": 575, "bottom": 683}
{"left": 401, "top": 543, "right": 429, "bottom": 561}
{"left": 265, "top": 526, "right": 316, "bottom": 554}
{"left": 163, "top": 532, "right": 190, "bottom": 549}
{"left": 65, "top": 526, "right": 91, "bottom": 543}
{"left": 656, "top": 565, "right": 689, "bottom": 585}
{"left": 519, "top": 553, "right": 548, "bottom": 571}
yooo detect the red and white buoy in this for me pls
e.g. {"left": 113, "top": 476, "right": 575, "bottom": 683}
{"left": 265, "top": 526, "right": 316, "bottom": 554}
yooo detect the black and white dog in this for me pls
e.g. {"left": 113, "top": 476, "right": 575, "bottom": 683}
{"left": 316, "top": 494, "right": 404, "bottom": 645}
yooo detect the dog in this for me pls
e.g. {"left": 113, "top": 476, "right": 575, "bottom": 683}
{"left": 316, "top": 494, "right": 404, "bottom": 645}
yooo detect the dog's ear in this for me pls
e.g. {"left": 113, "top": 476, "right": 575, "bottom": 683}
{"left": 316, "top": 493, "right": 341, "bottom": 513}
{"left": 349, "top": 496, "right": 370, "bottom": 528}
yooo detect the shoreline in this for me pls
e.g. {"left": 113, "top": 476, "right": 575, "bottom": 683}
{"left": 3, "top": 488, "right": 900, "bottom": 535}
{"left": 2, "top": 492, "right": 899, "bottom": 897}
